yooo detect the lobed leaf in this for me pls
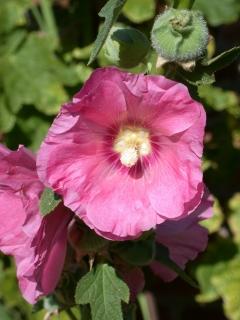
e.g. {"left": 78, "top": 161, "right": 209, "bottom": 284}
{"left": 195, "top": 239, "right": 238, "bottom": 303}
{"left": 212, "top": 257, "right": 240, "bottom": 320}
{"left": 88, "top": 0, "right": 127, "bottom": 65}
{"left": 75, "top": 263, "right": 129, "bottom": 320}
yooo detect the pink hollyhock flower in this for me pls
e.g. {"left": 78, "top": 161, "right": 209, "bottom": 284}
{"left": 37, "top": 67, "right": 206, "bottom": 240}
{"left": 0, "top": 145, "right": 72, "bottom": 304}
{"left": 151, "top": 191, "right": 213, "bottom": 281}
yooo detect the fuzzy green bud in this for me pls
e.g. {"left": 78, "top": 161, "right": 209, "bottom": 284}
{"left": 151, "top": 8, "right": 209, "bottom": 62}
{"left": 104, "top": 25, "right": 151, "bottom": 68}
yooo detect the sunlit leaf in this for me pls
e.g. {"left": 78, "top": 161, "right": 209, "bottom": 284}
{"left": 193, "top": 0, "right": 240, "bottom": 26}
{"left": 0, "top": 97, "right": 16, "bottom": 133}
{"left": 198, "top": 85, "right": 239, "bottom": 112}
{"left": 2, "top": 34, "right": 78, "bottom": 115}
{"left": 228, "top": 194, "right": 240, "bottom": 244}
{"left": 212, "top": 257, "right": 240, "bottom": 320}
{"left": 0, "top": 0, "right": 30, "bottom": 33}
{"left": 195, "top": 239, "right": 238, "bottom": 303}
{"left": 75, "top": 263, "right": 129, "bottom": 320}
{"left": 122, "top": 0, "right": 155, "bottom": 23}
{"left": 200, "top": 199, "right": 224, "bottom": 234}
{"left": 88, "top": 0, "right": 127, "bottom": 65}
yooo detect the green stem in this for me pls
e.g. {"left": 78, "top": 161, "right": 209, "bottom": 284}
{"left": 177, "top": 0, "right": 196, "bottom": 9}
{"left": 40, "top": 0, "right": 59, "bottom": 47}
{"left": 173, "top": 0, "right": 181, "bottom": 8}
{"left": 31, "top": 5, "right": 45, "bottom": 31}
{"left": 138, "top": 294, "right": 150, "bottom": 320}
{"left": 138, "top": 292, "right": 159, "bottom": 320}
{"left": 188, "top": 0, "right": 196, "bottom": 9}
{"left": 65, "top": 308, "right": 78, "bottom": 320}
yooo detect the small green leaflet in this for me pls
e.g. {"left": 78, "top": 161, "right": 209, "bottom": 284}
{"left": 75, "top": 263, "right": 130, "bottom": 320}
{"left": 156, "top": 244, "right": 199, "bottom": 289}
{"left": 88, "top": 0, "right": 127, "bottom": 65}
{"left": 39, "top": 187, "right": 62, "bottom": 216}
{"left": 205, "top": 46, "right": 240, "bottom": 74}
{"left": 179, "top": 46, "right": 240, "bottom": 86}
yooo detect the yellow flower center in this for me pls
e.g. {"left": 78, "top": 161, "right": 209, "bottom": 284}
{"left": 113, "top": 125, "right": 151, "bottom": 167}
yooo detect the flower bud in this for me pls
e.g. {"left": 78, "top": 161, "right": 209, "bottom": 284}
{"left": 151, "top": 8, "right": 209, "bottom": 62}
{"left": 104, "top": 25, "right": 151, "bottom": 68}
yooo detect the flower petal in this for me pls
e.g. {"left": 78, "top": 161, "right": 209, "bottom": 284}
{"left": 151, "top": 191, "right": 213, "bottom": 281}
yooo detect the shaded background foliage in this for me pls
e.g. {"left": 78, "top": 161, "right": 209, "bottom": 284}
{"left": 0, "top": 0, "right": 240, "bottom": 319}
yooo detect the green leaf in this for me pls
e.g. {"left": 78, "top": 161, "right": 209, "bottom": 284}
{"left": 212, "top": 257, "right": 240, "bottom": 320}
{"left": 179, "top": 47, "right": 240, "bottom": 86}
{"left": 112, "top": 235, "right": 155, "bottom": 266}
{"left": 205, "top": 47, "right": 240, "bottom": 74}
{"left": 2, "top": 33, "right": 78, "bottom": 115}
{"left": 0, "top": 305, "right": 11, "bottom": 320}
{"left": 193, "top": 0, "right": 240, "bottom": 26}
{"left": 198, "top": 85, "right": 239, "bottom": 112}
{"left": 122, "top": 0, "right": 155, "bottom": 23}
{"left": 75, "top": 263, "right": 130, "bottom": 320}
{"left": 0, "top": 29, "right": 27, "bottom": 56}
{"left": 195, "top": 238, "right": 238, "bottom": 303}
{"left": 0, "top": 96, "right": 16, "bottom": 133}
{"left": 178, "top": 65, "right": 215, "bottom": 86}
{"left": 0, "top": 0, "right": 30, "bottom": 33}
{"left": 196, "top": 263, "right": 226, "bottom": 303}
{"left": 39, "top": 187, "right": 62, "bottom": 216}
{"left": 200, "top": 198, "right": 224, "bottom": 233}
{"left": 156, "top": 244, "right": 199, "bottom": 288}
{"left": 17, "top": 114, "right": 51, "bottom": 151}
{"left": 88, "top": 0, "right": 127, "bottom": 65}
{"left": 228, "top": 193, "right": 240, "bottom": 244}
